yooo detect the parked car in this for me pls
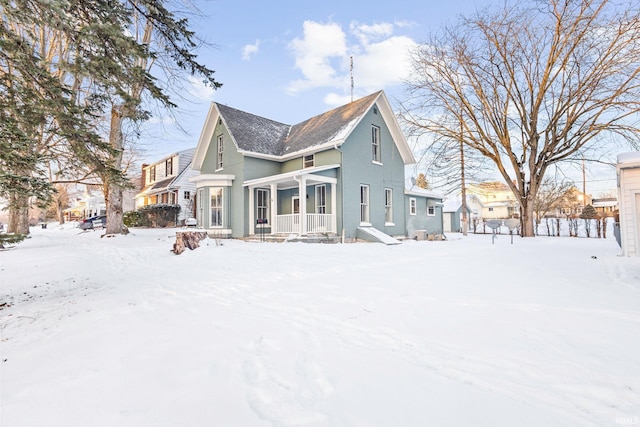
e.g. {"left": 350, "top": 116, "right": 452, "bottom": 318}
{"left": 79, "top": 215, "right": 107, "bottom": 230}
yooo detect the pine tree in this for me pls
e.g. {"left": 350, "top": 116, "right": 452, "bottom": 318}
{"left": 1, "top": 0, "right": 221, "bottom": 235}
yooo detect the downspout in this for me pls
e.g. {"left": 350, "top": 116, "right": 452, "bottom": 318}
{"left": 334, "top": 142, "right": 345, "bottom": 243}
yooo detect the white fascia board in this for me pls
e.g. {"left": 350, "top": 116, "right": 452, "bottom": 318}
{"left": 189, "top": 174, "right": 235, "bottom": 188}
{"left": 192, "top": 103, "right": 219, "bottom": 171}
{"left": 376, "top": 92, "right": 417, "bottom": 165}
{"left": 243, "top": 164, "right": 340, "bottom": 187}
{"left": 404, "top": 188, "right": 445, "bottom": 200}
{"left": 239, "top": 139, "right": 347, "bottom": 162}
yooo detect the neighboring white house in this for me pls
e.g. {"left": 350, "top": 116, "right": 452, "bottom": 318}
{"left": 466, "top": 182, "right": 518, "bottom": 219}
{"left": 135, "top": 148, "right": 198, "bottom": 224}
{"left": 616, "top": 152, "right": 640, "bottom": 256}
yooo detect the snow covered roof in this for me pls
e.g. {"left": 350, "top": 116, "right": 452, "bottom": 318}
{"left": 617, "top": 152, "right": 640, "bottom": 168}
{"left": 404, "top": 186, "right": 445, "bottom": 200}
{"left": 192, "top": 91, "right": 416, "bottom": 170}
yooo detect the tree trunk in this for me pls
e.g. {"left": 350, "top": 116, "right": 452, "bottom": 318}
{"left": 520, "top": 195, "right": 536, "bottom": 237}
{"left": 460, "top": 139, "right": 468, "bottom": 236}
{"left": 104, "top": 105, "right": 127, "bottom": 235}
{"left": 173, "top": 231, "right": 208, "bottom": 254}
{"left": 56, "top": 198, "right": 65, "bottom": 225}
{"left": 7, "top": 194, "right": 30, "bottom": 235}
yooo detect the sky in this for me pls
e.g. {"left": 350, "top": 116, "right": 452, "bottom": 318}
{"left": 136, "top": 0, "right": 619, "bottom": 196}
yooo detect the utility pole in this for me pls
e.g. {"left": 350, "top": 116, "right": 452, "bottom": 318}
{"left": 582, "top": 157, "right": 587, "bottom": 207}
{"left": 350, "top": 56, "right": 354, "bottom": 103}
{"left": 460, "top": 119, "right": 468, "bottom": 236}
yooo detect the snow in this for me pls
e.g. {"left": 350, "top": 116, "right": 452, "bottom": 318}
{"left": 617, "top": 151, "right": 640, "bottom": 164}
{"left": 1, "top": 224, "right": 640, "bottom": 426}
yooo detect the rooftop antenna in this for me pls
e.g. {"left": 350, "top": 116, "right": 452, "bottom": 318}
{"left": 350, "top": 56, "right": 354, "bottom": 102}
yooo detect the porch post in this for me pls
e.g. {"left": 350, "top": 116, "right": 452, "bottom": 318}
{"left": 270, "top": 183, "right": 277, "bottom": 234}
{"left": 331, "top": 182, "right": 337, "bottom": 233}
{"left": 249, "top": 186, "right": 255, "bottom": 235}
{"left": 300, "top": 177, "right": 307, "bottom": 235}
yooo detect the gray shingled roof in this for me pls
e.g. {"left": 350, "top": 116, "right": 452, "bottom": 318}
{"left": 216, "top": 104, "right": 290, "bottom": 156}
{"left": 216, "top": 91, "right": 381, "bottom": 157}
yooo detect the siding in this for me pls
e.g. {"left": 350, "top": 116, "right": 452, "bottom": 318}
{"left": 340, "top": 103, "right": 407, "bottom": 239}
{"left": 619, "top": 167, "right": 640, "bottom": 256}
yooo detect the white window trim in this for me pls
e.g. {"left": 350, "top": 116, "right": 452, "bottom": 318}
{"left": 216, "top": 134, "right": 224, "bottom": 171}
{"left": 371, "top": 125, "right": 381, "bottom": 164}
{"left": 384, "top": 188, "right": 393, "bottom": 225}
{"left": 210, "top": 187, "right": 224, "bottom": 228}
{"left": 409, "top": 197, "right": 417, "bottom": 216}
{"left": 427, "top": 205, "right": 435, "bottom": 216}
{"left": 256, "top": 188, "right": 270, "bottom": 228}
{"left": 303, "top": 154, "right": 315, "bottom": 169}
{"left": 360, "top": 184, "right": 370, "bottom": 225}
{"left": 197, "top": 189, "right": 205, "bottom": 227}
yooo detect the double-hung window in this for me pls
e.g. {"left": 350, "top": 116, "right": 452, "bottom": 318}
{"left": 165, "top": 158, "right": 173, "bottom": 176}
{"left": 216, "top": 135, "right": 224, "bottom": 170}
{"left": 197, "top": 189, "right": 204, "bottom": 227}
{"left": 360, "top": 184, "right": 370, "bottom": 223}
{"left": 256, "top": 188, "right": 269, "bottom": 223}
{"left": 427, "top": 205, "right": 435, "bottom": 216}
{"left": 210, "top": 188, "right": 223, "bottom": 227}
{"left": 409, "top": 198, "right": 417, "bottom": 215}
{"left": 371, "top": 125, "right": 381, "bottom": 163}
{"left": 384, "top": 188, "right": 393, "bottom": 224}
{"left": 304, "top": 154, "right": 315, "bottom": 169}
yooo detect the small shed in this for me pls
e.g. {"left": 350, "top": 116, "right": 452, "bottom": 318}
{"left": 443, "top": 199, "right": 472, "bottom": 233}
{"left": 404, "top": 187, "right": 445, "bottom": 239}
{"left": 616, "top": 152, "right": 640, "bottom": 256}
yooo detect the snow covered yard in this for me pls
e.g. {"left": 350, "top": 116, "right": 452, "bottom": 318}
{"left": 1, "top": 225, "right": 639, "bottom": 427}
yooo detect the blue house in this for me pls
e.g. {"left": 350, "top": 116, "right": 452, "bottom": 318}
{"left": 190, "top": 91, "right": 444, "bottom": 242}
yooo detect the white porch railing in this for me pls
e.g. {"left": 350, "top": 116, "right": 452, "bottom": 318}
{"left": 274, "top": 214, "right": 335, "bottom": 234}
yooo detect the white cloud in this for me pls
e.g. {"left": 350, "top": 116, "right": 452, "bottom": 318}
{"left": 355, "top": 35, "right": 418, "bottom": 90}
{"left": 323, "top": 92, "right": 353, "bottom": 108}
{"left": 242, "top": 40, "right": 260, "bottom": 61}
{"left": 286, "top": 21, "right": 348, "bottom": 94}
{"left": 349, "top": 21, "right": 394, "bottom": 45}
{"left": 286, "top": 20, "right": 417, "bottom": 103}
{"left": 187, "top": 76, "right": 217, "bottom": 101}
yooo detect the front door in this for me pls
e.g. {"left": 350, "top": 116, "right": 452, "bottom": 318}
{"left": 292, "top": 196, "right": 300, "bottom": 214}
{"left": 292, "top": 196, "right": 300, "bottom": 229}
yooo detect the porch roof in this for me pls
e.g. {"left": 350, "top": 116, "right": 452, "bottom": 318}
{"left": 243, "top": 164, "right": 340, "bottom": 188}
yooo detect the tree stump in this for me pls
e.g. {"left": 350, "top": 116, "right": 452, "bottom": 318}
{"left": 172, "top": 231, "right": 208, "bottom": 255}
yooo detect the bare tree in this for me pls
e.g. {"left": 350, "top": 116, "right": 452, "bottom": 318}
{"left": 534, "top": 177, "right": 574, "bottom": 234}
{"left": 401, "top": 0, "right": 640, "bottom": 236}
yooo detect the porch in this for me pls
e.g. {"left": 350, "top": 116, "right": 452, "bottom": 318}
{"left": 244, "top": 164, "right": 340, "bottom": 237}
{"left": 274, "top": 213, "right": 336, "bottom": 235}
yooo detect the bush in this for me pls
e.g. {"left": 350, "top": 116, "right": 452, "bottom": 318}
{"left": 123, "top": 210, "right": 148, "bottom": 227}
{"left": 128, "top": 204, "right": 181, "bottom": 228}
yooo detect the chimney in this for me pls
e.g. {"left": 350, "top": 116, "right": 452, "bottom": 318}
{"left": 141, "top": 164, "right": 149, "bottom": 186}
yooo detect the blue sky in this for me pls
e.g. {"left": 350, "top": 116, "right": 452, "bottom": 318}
{"left": 141, "top": 0, "right": 482, "bottom": 156}
{"left": 139, "top": 0, "right": 617, "bottom": 194}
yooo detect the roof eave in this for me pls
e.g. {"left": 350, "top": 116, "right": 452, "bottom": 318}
{"left": 192, "top": 103, "right": 219, "bottom": 171}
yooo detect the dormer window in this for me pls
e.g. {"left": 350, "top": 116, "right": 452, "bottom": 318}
{"left": 216, "top": 135, "right": 224, "bottom": 170}
{"left": 149, "top": 165, "right": 156, "bottom": 183}
{"left": 303, "top": 154, "right": 315, "bottom": 168}
{"left": 165, "top": 157, "right": 173, "bottom": 176}
{"left": 371, "top": 125, "right": 381, "bottom": 163}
